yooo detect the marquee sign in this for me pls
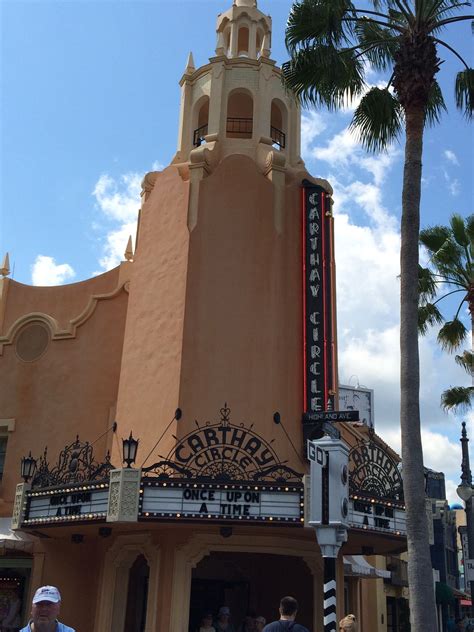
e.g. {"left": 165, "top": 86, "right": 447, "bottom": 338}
{"left": 142, "top": 404, "right": 302, "bottom": 484}
{"left": 349, "top": 438, "right": 404, "bottom": 501}
{"left": 348, "top": 497, "right": 406, "bottom": 536}
{"left": 140, "top": 480, "right": 304, "bottom": 525}
{"left": 302, "top": 181, "right": 336, "bottom": 415}
{"left": 22, "top": 483, "right": 109, "bottom": 526}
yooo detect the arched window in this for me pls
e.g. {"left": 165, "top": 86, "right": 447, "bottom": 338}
{"left": 193, "top": 96, "right": 210, "bottom": 147}
{"left": 237, "top": 26, "right": 250, "bottom": 57}
{"left": 123, "top": 555, "right": 150, "bottom": 632}
{"left": 270, "top": 99, "right": 287, "bottom": 149}
{"left": 226, "top": 90, "right": 254, "bottom": 139}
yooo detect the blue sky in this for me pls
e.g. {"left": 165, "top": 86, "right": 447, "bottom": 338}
{"left": 1, "top": 0, "right": 473, "bottom": 502}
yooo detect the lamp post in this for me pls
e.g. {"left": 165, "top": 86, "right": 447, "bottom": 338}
{"left": 457, "top": 422, "right": 474, "bottom": 617}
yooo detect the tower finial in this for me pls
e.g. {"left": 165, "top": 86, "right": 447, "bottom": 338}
{"left": 124, "top": 237, "right": 134, "bottom": 262}
{"left": 0, "top": 253, "right": 10, "bottom": 277}
{"left": 184, "top": 52, "right": 195, "bottom": 75}
{"left": 233, "top": 0, "right": 257, "bottom": 6}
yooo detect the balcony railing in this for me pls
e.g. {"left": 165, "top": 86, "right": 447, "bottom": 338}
{"left": 271, "top": 126, "right": 286, "bottom": 149}
{"left": 226, "top": 117, "right": 253, "bottom": 137}
{"left": 193, "top": 124, "right": 208, "bottom": 147}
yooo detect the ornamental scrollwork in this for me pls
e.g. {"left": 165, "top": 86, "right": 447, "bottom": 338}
{"left": 31, "top": 437, "right": 114, "bottom": 489}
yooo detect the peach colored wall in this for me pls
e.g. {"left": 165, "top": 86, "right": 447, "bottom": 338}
{"left": 114, "top": 166, "right": 190, "bottom": 463}
{"left": 177, "top": 155, "right": 305, "bottom": 471}
{"left": 0, "top": 275, "right": 128, "bottom": 511}
{"left": 1, "top": 267, "right": 122, "bottom": 335}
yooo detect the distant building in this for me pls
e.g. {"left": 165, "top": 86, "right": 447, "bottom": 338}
{"left": 425, "top": 468, "right": 462, "bottom": 627}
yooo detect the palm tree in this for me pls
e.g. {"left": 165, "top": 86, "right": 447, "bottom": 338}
{"left": 282, "top": 1, "right": 473, "bottom": 628}
{"left": 419, "top": 213, "right": 473, "bottom": 411}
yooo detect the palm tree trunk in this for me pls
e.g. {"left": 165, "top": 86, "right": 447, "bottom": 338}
{"left": 400, "top": 105, "right": 437, "bottom": 630}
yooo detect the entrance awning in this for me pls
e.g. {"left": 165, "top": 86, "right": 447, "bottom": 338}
{"left": 344, "top": 555, "right": 391, "bottom": 579}
{"left": 0, "top": 518, "right": 35, "bottom": 552}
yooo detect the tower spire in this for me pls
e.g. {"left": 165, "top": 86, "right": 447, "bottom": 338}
{"left": 184, "top": 52, "right": 195, "bottom": 75}
{"left": 0, "top": 253, "right": 10, "bottom": 277}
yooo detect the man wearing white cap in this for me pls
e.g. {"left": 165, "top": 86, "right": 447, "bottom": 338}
{"left": 20, "top": 586, "right": 75, "bottom": 632}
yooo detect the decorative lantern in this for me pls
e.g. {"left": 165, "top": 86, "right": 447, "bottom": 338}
{"left": 20, "top": 452, "right": 36, "bottom": 483}
{"left": 122, "top": 432, "right": 139, "bottom": 468}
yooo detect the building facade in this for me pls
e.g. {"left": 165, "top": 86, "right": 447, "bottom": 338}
{"left": 0, "top": 2, "right": 409, "bottom": 630}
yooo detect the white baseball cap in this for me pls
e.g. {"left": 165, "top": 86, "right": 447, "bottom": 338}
{"left": 32, "top": 586, "right": 61, "bottom": 604}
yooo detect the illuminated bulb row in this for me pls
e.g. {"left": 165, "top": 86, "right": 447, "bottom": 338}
{"left": 141, "top": 512, "right": 305, "bottom": 523}
{"left": 142, "top": 481, "right": 300, "bottom": 493}
{"left": 28, "top": 483, "right": 108, "bottom": 498}
{"left": 351, "top": 495, "right": 405, "bottom": 510}
{"left": 24, "top": 512, "right": 107, "bottom": 525}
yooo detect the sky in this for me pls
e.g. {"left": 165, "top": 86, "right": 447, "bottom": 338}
{"left": 1, "top": 0, "right": 473, "bottom": 505}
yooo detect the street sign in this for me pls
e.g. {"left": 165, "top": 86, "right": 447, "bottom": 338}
{"left": 465, "top": 559, "right": 474, "bottom": 582}
{"left": 303, "top": 410, "right": 360, "bottom": 423}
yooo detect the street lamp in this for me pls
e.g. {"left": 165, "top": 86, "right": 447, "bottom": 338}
{"left": 20, "top": 452, "right": 36, "bottom": 483}
{"left": 122, "top": 432, "right": 139, "bottom": 468}
{"left": 457, "top": 421, "right": 474, "bottom": 618}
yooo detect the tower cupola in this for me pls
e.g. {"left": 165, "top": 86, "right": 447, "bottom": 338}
{"left": 215, "top": 0, "right": 271, "bottom": 60}
{"left": 172, "top": 0, "right": 307, "bottom": 231}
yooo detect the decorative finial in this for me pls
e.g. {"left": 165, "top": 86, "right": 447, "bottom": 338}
{"left": 124, "top": 236, "right": 134, "bottom": 262}
{"left": 233, "top": 0, "right": 257, "bottom": 6}
{"left": 0, "top": 252, "right": 10, "bottom": 277}
{"left": 184, "top": 52, "right": 195, "bottom": 75}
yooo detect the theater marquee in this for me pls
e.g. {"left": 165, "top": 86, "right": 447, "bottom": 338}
{"left": 140, "top": 481, "right": 304, "bottom": 524}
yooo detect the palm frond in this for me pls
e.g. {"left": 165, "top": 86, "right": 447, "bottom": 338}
{"left": 441, "top": 385, "right": 474, "bottom": 412}
{"left": 419, "top": 225, "right": 450, "bottom": 253}
{"left": 437, "top": 317, "right": 468, "bottom": 351}
{"left": 282, "top": 46, "right": 366, "bottom": 109}
{"left": 465, "top": 214, "right": 474, "bottom": 247}
{"left": 455, "top": 68, "right": 474, "bottom": 119}
{"left": 418, "top": 265, "right": 438, "bottom": 300}
{"left": 455, "top": 350, "right": 474, "bottom": 377}
{"left": 418, "top": 303, "right": 445, "bottom": 334}
{"left": 350, "top": 87, "right": 403, "bottom": 151}
{"left": 286, "top": 0, "right": 356, "bottom": 51}
{"left": 425, "top": 79, "right": 448, "bottom": 126}
{"left": 450, "top": 213, "right": 469, "bottom": 247}
{"left": 433, "top": 237, "right": 466, "bottom": 273}
{"left": 354, "top": 18, "right": 399, "bottom": 70}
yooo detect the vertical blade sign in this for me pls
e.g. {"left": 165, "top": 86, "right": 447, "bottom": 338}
{"left": 302, "top": 181, "right": 335, "bottom": 414}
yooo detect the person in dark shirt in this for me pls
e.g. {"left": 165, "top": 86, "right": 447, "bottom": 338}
{"left": 262, "top": 596, "right": 309, "bottom": 632}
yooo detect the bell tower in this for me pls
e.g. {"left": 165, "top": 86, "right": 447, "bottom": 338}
{"left": 173, "top": 0, "right": 306, "bottom": 229}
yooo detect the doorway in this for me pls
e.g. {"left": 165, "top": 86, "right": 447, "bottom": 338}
{"left": 189, "top": 552, "right": 313, "bottom": 632}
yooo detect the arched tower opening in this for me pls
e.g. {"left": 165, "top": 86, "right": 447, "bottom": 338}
{"left": 193, "top": 96, "right": 210, "bottom": 147}
{"left": 226, "top": 89, "right": 254, "bottom": 139}
{"left": 270, "top": 99, "right": 287, "bottom": 150}
{"left": 237, "top": 26, "right": 250, "bottom": 57}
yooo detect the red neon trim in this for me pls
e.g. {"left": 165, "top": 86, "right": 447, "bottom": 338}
{"left": 321, "top": 192, "right": 328, "bottom": 408}
{"left": 329, "top": 215, "right": 337, "bottom": 395}
{"left": 302, "top": 187, "right": 307, "bottom": 411}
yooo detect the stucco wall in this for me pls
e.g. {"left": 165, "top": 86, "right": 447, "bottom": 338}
{"left": 0, "top": 268, "right": 129, "bottom": 511}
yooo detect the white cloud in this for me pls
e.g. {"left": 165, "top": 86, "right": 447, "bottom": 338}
{"left": 449, "top": 179, "right": 461, "bottom": 196}
{"left": 444, "top": 149, "right": 459, "bottom": 165}
{"left": 92, "top": 162, "right": 165, "bottom": 271}
{"left": 31, "top": 255, "right": 75, "bottom": 286}
{"left": 301, "top": 111, "right": 327, "bottom": 161}
{"left": 93, "top": 172, "right": 142, "bottom": 223}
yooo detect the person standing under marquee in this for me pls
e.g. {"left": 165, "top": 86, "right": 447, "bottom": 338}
{"left": 20, "top": 586, "right": 75, "bottom": 632}
{"left": 263, "top": 596, "right": 309, "bottom": 632}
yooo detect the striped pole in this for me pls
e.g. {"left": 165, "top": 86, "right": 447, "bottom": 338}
{"left": 323, "top": 556, "right": 337, "bottom": 632}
